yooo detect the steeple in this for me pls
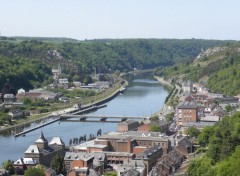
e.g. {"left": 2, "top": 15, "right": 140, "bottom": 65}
{"left": 35, "top": 131, "right": 48, "bottom": 150}
{"left": 40, "top": 130, "right": 46, "bottom": 141}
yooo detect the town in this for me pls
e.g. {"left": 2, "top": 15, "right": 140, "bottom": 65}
{"left": 1, "top": 67, "right": 239, "bottom": 176}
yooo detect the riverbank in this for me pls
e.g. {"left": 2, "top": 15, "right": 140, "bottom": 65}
{"left": 154, "top": 76, "right": 174, "bottom": 88}
{"left": 0, "top": 79, "right": 128, "bottom": 133}
{"left": 153, "top": 76, "right": 176, "bottom": 117}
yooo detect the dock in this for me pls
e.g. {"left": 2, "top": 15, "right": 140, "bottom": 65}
{"left": 14, "top": 117, "right": 60, "bottom": 137}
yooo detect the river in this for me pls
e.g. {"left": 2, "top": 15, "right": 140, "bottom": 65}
{"left": 0, "top": 73, "right": 169, "bottom": 165}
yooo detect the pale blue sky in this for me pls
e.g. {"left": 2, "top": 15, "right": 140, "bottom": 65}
{"left": 0, "top": 0, "right": 240, "bottom": 40}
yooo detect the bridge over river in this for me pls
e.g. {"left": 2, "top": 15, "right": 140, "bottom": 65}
{"left": 60, "top": 114, "right": 149, "bottom": 121}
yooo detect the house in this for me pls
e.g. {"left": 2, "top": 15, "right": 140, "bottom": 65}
{"left": 176, "top": 137, "right": 194, "bottom": 155}
{"left": 157, "top": 148, "right": 184, "bottom": 176}
{"left": 17, "top": 88, "right": 25, "bottom": 94}
{"left": 3, "top": 94, "right": 16, "bottom": 104}
{"left": 117, "top": 120, "right": 140, "bottom": 132}
{"left": 8, "top": 109, "right": 24, "bottom": 119}
{"left": 64, "top": 152, "right": 94, "bottom": 171}
{"left": 24, "top": 132, "right": 65, "bottom": 167}
{"left": 59, "top": 78, "right": 69, "bottom": 87}
{"left": 182, "top": 81, "right": 193, "bottom": 93}
{"left": 135, "top": 145, "right": 163, "bottom": 174}
{"left": 13, "top": 158, "right": 37, "bottom": 169}
{"left": 103, "top": 151, "right": 135, "bottom": 165}
{"left": 67, "top": 167, "right": 99, "bottom": 176}
{"left": 137, "top": 123, "right": 151, "bottom": 132}
{"left": 176, "top": 101, "right": 198, "bottom": 126}
{"left": 116, "top": 159, "right": 146, "bottom": 176}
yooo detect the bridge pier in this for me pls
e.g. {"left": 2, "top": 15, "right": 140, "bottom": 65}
{"left": 121, "top": 118, "right": 127, "bottom": 122}
{"left": 80, "top": 117, "right": 87, "bottom": 121}
{"left": 100, "top": 117, "right": 107, "bottom": 121}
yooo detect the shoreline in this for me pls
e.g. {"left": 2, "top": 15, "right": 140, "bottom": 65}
{"left": 0, "top": 79, "right": 128, "bottom": 133}
{"left": 153, "top": 76, "right": 175, "bottom": 116}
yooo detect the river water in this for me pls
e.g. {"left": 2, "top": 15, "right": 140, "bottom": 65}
{"left": 0, "top": 73, "right": 168, "bottom": 165}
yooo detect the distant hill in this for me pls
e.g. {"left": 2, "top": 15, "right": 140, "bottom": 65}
{"left": 155, "top": 42, "right": 240, "bottom": 96}
{"left": 0, "top": 36, "right": 79, "bottom": 43}
{"left": 0, "top": 38, "right": 233, "bottom": 93}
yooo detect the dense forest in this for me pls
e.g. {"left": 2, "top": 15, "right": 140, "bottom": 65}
{"left": 187, "top": 112, "right": 240, "bottom": 176}
{"left": 0, "top": 38, "right": 229, "bottom": 93}
{"left": 155, "top": 42, "right": 240, "bottom": 95}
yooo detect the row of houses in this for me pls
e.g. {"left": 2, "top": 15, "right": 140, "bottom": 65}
{"left": 176, "top": 81, "right": 240, "bottom": 133}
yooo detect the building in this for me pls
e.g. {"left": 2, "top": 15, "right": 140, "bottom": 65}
{"left": 13, "top": 158, "right": 36, "bottom": 169}
{"left": 135, "top": 145, "right": 163, "bottom": 174}
{"left": 59, "top": 78, "right": 69, "bottom": 87}
{"left": 67, "top": 167, "right": 99, "bottom": 176}
{"left": 116, "top": 159, "right": 146, "bottom": 176}
{"left": 182, "top": 81, "right": 193, "bottom": 93}
{"left": 64, "top": 152, "right": 94, "bottom": 171}
{"left": 176, "top": 101, "right": 198, "bottom": 126}
{"left": 98, "top": 131, "right": 171, "bottom": 154}
{"left": 64, "top": 152, "right": 106, "bottom": 176}
{"left": 8, "top": 109, "right": 24, "bottom": 119}
{"left": 117, "top": 120, "right": 140, "bottom": 132}
{"left": 103, "top": 151, "right": 134, "bottom": 165}
{"left": 24, "top": 132, "right": 65, "bottom": 167}
{"left": 157, "top": 148, "right": 184, "bottom": 176}
{"left": 73, "top": 139, "right": 109, "bottom": 153}
{"left": 137, "top": 123, "right": 151, "bottom": 132}
{"left": 176, "top": 137, "right": 193, "bottom": 155}
{"left": 3, "top": 94, "right": 16, "bottom": 104}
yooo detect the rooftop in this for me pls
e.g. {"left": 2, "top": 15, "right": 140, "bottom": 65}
{"left": 25, "top": 145, "right": 39, "bottom": 154}
{"left": 178, "top": 101, "right": 198, "bottom": 109}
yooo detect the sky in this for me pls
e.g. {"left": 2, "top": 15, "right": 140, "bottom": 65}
{"left": 0, "top": 0, "right": 240, "bottom": 40}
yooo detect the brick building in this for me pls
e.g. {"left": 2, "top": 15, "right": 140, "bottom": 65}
{"left": 176, "top": 101, "right": 198, "bottom": 126}
{"left": 135, "top": 145, "right": 163, "bottom": 174}
{"left": 98, "top": 131, "right": 171, "bottom": 154}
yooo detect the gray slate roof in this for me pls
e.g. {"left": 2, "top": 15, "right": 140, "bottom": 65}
{"left": 178, "top": 101, "right": 197, "bottom": 109}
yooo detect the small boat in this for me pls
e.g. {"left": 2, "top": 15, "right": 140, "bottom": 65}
{"left": 22, "top": 134, "right": 26, "bottom": 137}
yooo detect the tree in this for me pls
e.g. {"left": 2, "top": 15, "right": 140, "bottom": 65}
{"left": 150, "top": 125, "right": 161, "bottom": 132}
{"left": 216, "top": 146, "right": 240, "bottom": 176}
{"left": 2, "top": 160, "right": 15, "bottom": 175}
{"left": 187, "top": 126, "right": 200, "bottom": 138}
{"left": 151, "top": 115, "right": 159, "bottom": 121}
{"left": 24, "top": 167, "right": 45, "bottom": 176}
{"left": 187, "top": 156, "right": 215, "bottom": 176}
{"left": 165, "top": 112, "right": 174, "bottom": 123}
{"left": 50, "top": 155, "right": 66, "bottom": 175}
{"left": 197, "top": 126, "right": 215, "bottom": 147}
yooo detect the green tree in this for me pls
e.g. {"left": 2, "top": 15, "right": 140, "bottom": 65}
{"left": 216, "top": 146, "right": 240, "bottom": 176}
{"left": 24, "top": 167, "right": 45, "bottom": 176}
{"left": 197, "top": 126, "right": 215, "bottom": 147}
{"left": 187, "top": 127, "right": 200, "bottom": 138}
{"left": 104, "top": 171, "right": 117, "bottom": 176}
{"left": 187, "top": 156, "right": 215, "bottom": 176}
{"left": 2, "top": 160, "right": 15, "bottom": 175}
{"left": 150, "top": 125, "right": 161, "bottom": 132}
{"left": 50, "top": 155, "right": 66, "bottom": 175}
{"left": 151, "top": 115, "right": 159, "bottom": 121}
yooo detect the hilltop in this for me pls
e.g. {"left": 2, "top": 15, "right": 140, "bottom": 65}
{"left": 0, "top": 38, "right": 232, "bottom": 93}
{"left": 155, "top": 42, "right": 240, "bottom": 96}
